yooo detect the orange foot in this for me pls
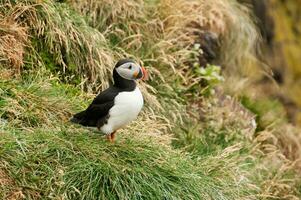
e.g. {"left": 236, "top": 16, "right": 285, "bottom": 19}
{"left": 106, "top": 131, "right": 116, "bottom": 143}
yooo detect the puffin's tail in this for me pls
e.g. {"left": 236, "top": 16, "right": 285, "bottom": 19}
{"left": 70, "top": 111, "right": 86, "bottom": 124}
{"left": 70, "top": 116, "right": 80, "bottom": 123}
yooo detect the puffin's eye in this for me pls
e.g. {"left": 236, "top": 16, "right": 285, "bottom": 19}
{"left": 128, "top": 65, "right": 132, "bottom": 70}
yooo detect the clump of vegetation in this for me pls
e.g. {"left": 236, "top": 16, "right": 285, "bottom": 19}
{"left": 0, "top": 12, "right": 28, "bottom": 74}
{"left": 0, "top": 72, "right": 256, "bottom": 199}
{"left": 1, "top": 0, "right": 117, "bottom": 91}
{"left": 241, "top": 96, "right": 287, "bottom": 131}
{"left": 1, "top": 0, "right": 301, "bottom": 199}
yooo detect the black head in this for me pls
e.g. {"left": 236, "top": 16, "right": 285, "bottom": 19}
{"left": 113, "top": 59, "right": 147, "bottom": 90}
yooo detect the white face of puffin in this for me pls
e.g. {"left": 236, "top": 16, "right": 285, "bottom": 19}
{"left": 115, "top": 62, "right": 144, "bottom": 80}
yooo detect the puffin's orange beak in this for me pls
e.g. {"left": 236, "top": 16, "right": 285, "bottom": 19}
{"left": 141, "top": 66, "right": 148, "bottom": 81}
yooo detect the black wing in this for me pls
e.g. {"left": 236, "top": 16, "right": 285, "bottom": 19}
{"left": 71, "top": 86, "right": 120, "bottom": 127}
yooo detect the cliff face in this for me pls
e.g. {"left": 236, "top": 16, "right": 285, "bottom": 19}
{"left": 241, "top": 0, "right": 301, "bottom": 125}
{"left": 271, "top": 0, "right": 301, "bottom": 124}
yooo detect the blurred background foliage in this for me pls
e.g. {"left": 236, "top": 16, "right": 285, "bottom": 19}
{"left": 238, "top": 0, "right": 301, "bottom": 126}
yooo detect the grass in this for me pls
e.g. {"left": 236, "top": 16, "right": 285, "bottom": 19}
{"left": 1, "top": 69, "right": 299, "bottom": 199}
{"left": 1, "top": 0, "right": 116, "bottom": 91}
{"left": 0, "top": 72, "right": 258, "bottom": 199}
{"left": 0, "top": 127, "right": 253, "bottom": 199}
{"left": 0, "top": 11, "right": 28, "bottom": 74}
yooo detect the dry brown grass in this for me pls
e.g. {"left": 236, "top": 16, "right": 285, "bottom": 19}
{"left": 0, "top": 168, "right": 25, "bottom": 200}
{"left": 68, "top": 0, "right": 145, "bottom": 32}
{"left": 195, "top": 89, "right": 301, "bottom": 199}
{"left": 0, "top": 169, "right": 13, "bottom": 188}
{"left": 252, "top": 130, "right": 301, "bottom": 200}
{"left": 0, "top": 13, "right": 28, "bottom": 74}
{"left": 158, "top": 0, "right": 226, "bottom": 39}
{"left": 273, "top": 125, "right": 301, "bottom": 170}
{"left": 156, "top": 0, "right": 258, "bottom": 74}
{"left": 203, "top": 89, "right": 256, "bottom": 138}
{"left": 1, "top": 0, "right": 117, "bottom": 91}
{"left": 120, "top": 108, "right": 173, "bottom": 146}
{"left": 0, "top": 0, "right": 259, "bottom": 96}
{"left": 0, "top": 0, "right": 164, "bottom": 114}
{"left": 68, "top": 0, "right": 258, "bottom": 88}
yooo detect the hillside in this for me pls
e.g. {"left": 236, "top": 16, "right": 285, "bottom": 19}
{"left": 1, "top": 0, "right": 301, "bottom": 199}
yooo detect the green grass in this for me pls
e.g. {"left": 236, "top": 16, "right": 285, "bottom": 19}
{"left": 0, "top": 126, "right": 253, "bottom": 199}
{"left": 0, "top": 69, "right": 259, "bottom": 199}
{"left": 1, "top": 70, "right": 298, "bottom": 199}
{"left": 240, "top": 95, "right": 287, "bottom": 131}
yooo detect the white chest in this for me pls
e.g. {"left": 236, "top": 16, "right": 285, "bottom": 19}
{"left": 100, "top": 87, "right": 144, "bottom": 134}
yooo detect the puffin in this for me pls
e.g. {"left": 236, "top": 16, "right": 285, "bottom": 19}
{"left": 71, "top": 59, "right": 148, "bottom": 142}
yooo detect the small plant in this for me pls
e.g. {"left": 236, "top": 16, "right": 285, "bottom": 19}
{"left": 188, "top": 60, "right": 224, "bottom": 97}
{"left": 197, "top": 64, "right": 224, "bottom": 96}
{"left": 186, "top": 43, "right": 224, "bottom": 97}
